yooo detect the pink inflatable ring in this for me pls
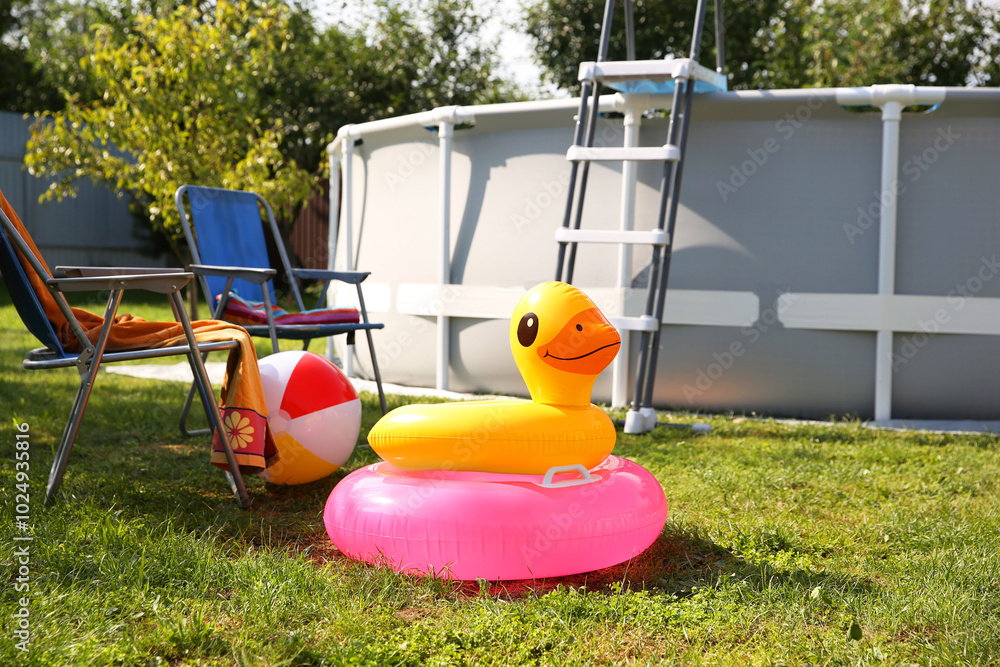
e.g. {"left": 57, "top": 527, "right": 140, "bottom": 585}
{"left": 323, "top": 455, "right": 668, "bottom": 581}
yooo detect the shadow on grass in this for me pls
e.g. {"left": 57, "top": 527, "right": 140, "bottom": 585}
{"left": 284, "top": 518, "right": 874, "bottom": 606}
{"left": 1, "top": 372, "right": 78, "bottom": 416}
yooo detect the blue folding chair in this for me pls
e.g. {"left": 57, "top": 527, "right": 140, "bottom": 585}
{"left": 0, "top": 202, "right": 250, "bottom": 508}
{"left": 174, "top": 185, "right": 387, "bottom": 427}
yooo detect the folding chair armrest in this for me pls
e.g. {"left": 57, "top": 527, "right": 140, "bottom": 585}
{"left": 47, "top": 273, "right": 194, "bottom": 294}
{"left": 292, "top": 268, "right": 371, "bottom": 284}
{"left": 54, "top": 266, "right": 187, "bottom": 278}
{"left": 190, "top": 264, "right": 276, "bottom": 284}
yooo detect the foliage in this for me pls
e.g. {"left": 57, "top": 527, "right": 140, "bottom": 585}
{"left": 523, "top": 0, "right": 779, "bottom": 92}
{"left": 523, "top": 0, "right": 1000, "bottom": 93}
{"left": 14, "top": 0, "right": 517, "bottom": 172}
{"left": 360, "top": 0, "right": 519, "bottom": 112}
{"left": 0, "top": 0, "right": 63, "bottom": 112}
{"left": 7, "top": 1, "right": 201, "bottom": 113}
{"left": 255, "top": 0, "right": 519, "bottom": 175}
{"left": 798, "top": 0, "right": 1000, "bottom": 88}
{"left": 15, "top": 0, "right": 516, "bottom": 259}
{"left": 22, "top": 0, "right": 314, "bottom": 257}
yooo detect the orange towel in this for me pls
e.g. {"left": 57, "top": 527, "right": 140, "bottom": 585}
{"left": 1, "top": 188, "right": 277, "bottom": 475}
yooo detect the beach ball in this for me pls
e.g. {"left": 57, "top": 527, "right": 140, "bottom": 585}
{"left": 257, "top": 351, "right": 361, "bottom": 485}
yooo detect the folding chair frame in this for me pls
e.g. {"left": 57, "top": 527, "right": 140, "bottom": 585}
{"left": 0, "top": 208, "right": 250, "bottom": 508}
{"left": 174, "top": 185, "right": 387, "bottom": 434}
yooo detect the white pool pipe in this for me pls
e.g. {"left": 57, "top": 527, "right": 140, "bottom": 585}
{"left": 436, "top": 117, "right": 455, "bottom": 391}
{"left": 341, "top": 135, "right": 356, "bottom": 378}
{"left": 612, "top": 103, "right": 641, "bottom": 408}
{"left": 875, "top": 100, "right": 901, "bottom": 424}
{"left": 326, "top": 144, "right": 341, "bottom": 366}
{"left": 835, "top": 85, "right": 946, "bottom": 423}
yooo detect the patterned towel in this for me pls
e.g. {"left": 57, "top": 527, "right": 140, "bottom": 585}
{"left": 0, "top": 188, "right": 277, "bottom": 475}
{"left": 219, "top": 292, "right": 360, "bottom": 327}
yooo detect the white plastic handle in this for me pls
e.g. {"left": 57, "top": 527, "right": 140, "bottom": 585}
{"left": 538, "top": 464, "right": 599, "bottom": 488}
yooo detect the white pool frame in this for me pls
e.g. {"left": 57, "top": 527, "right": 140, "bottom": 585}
{"left": 326, "top": 85, "right": 1000, "bottom": 422}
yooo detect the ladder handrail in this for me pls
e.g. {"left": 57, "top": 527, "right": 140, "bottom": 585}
{"left": 555, "top": 0, "right": 618, "bottom": 282}
{"left": 636, "top": 0, "right": 712, "bottom": 411}
{"left": 554, "top": 0, "right": 724, "bottom": 432}
{"left": 714, "top": 0, "right": 726, "bottom": 74}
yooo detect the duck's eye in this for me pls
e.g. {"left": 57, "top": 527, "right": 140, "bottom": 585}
{"left": 517, "top": 312, "right": 539, "bottom": 347}
{"left": 576, "top": 324, "right": 583, "bottom": 331}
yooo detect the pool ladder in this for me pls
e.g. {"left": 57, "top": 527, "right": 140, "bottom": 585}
{"left": 554, "top": 0, "right": 727, "bottom": 434}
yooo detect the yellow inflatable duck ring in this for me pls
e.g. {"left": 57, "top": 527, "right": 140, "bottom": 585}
{"left": 367, "top": 281, "right": 621, "bottom": 474}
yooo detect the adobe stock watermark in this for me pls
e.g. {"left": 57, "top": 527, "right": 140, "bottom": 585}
{"left": 519, "top": 472, "right": 614, "bottom": 568}
{"left": 11, "top": 420, "right": 32, "bottom": 654}
{"left": 375, "top": 284, "right": 461, "bottom": 372}
{"left": 892, "top": 254, "right": 999, "bottom": 371}
{"left": 386, "top": 400, "right": 519, "bottom": 518}
{"left": 510, "top": 169, "right": 573, "bottom": 235}
{"left": 680, "top": 292, "right": 797, "bottom": 403}
{"left": 844, "top": 126, "right": 961, "bottom": 244}
{"left": 511, "top": 122, "right": 626, "bottom": 234}
{"left": 716, "top": 93, "right": 825, "bottom": 202}
{"left": 384, "top": 142, "right": 436, "bottom": 193}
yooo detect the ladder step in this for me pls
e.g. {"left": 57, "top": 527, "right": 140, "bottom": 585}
{"left": 555, "top": 228, "right": 669, "bottom": 246}
{"left": 578, "top": 57, "right": 728, "bottom": 94}
{"left": 566, "top": 145, "right": 679, "bottom": 162}
{"left": 609, "top": 315, "right": 660, "bottom": 333}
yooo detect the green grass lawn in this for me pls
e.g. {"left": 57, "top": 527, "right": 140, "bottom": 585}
{"left": 1, "top": 288, "right": 998, "bottom": 665}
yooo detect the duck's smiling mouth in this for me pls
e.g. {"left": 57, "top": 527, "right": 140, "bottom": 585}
{"left": 533, "top": 306, "right": 622, "bottom": 375}
{"left": 543, "top": 341, "right": 620, "bottom": 362}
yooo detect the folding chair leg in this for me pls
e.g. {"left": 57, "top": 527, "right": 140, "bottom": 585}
{"left": 173, "top": 293, "right": 250, "bottom": 509}
{"left": 45, "top": 361, "right": 100, "bottom": 505}
{"left": 180, "top": 350, "right": 249, "bottom": 507}
{"left": 260, "top": 288, "right": 281, "bottom": 354}
{"left": 179, "top": 351, "right": 213, "bottom": 437}
{"left": 45, "top": 289, "right": 124, "bottom": 505}
{"left": 364, "top": 329, "right": 388, "bottom": 414}
{"left": 179, "top": 381, "right": 203, "bottom": 436}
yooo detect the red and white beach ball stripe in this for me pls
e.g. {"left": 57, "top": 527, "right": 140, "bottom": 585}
{"left": 257, "top": 350, "right": 362, "bottom": 485}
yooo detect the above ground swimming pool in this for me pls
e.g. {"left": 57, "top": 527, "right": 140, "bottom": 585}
{"left": 324, "top": 85, "right": 1000, "bottom": 423}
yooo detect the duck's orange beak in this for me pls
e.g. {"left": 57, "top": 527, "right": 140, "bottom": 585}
{"left": 537, "top": 307, "right": 620, "bottom": 375}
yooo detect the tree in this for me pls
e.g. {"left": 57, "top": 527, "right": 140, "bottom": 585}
{"left": 524, "top": 0, "right": 781, "bottom": 92}
{"left": 0, "top": 0, "right": 62, "bottom": 112}
{"left": 20, "top": 0, "right": 520, "bottom": 264}
{"left": 19, "top": 0, "right": 518, "bottom": 177}
{"left": 362, "top": 0, "right": 520, "bottom": 111}
{"left": 10, "top": 1, "right": 195, "bottom": 113}
{"left": 23, "top": 0, "right": 314, "bottom": 260}
{"left": 254, "top": 0, "right": 521, "bottom": 174}
{"left": 523, "top": 0, "right": 1000, "bottom": 92}
{"left": 798, "top": 0, "right": 1000, "bottom": 88}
